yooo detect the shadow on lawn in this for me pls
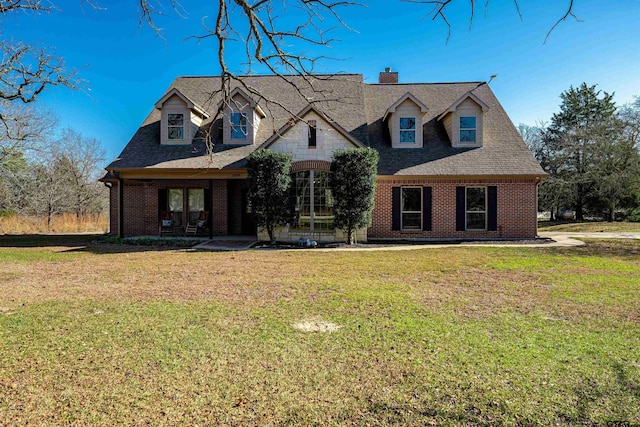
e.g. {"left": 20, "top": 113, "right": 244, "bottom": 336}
{"left": 0, "top": 234, "right": 200, "bottom": 254}
{"left": 545, "top": 239, "right": 640, "bottom": 259}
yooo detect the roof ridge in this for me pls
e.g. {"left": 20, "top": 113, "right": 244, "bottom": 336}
{"left": 175, "top": 73, "right": 364, "bottom": 79}
{"left": 368, "top": 81, "right": 485, "bottom": 86}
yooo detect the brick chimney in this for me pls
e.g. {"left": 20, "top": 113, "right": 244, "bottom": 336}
{"left": 378, "top": 67, "right": 398, "bottom": 84}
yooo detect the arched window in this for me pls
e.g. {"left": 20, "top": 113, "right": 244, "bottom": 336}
{"left": 291, "top": 170, "right": 334, "bottom": 232}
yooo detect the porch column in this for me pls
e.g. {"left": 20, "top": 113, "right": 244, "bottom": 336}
{"left": 211, "top": 180, "right": 228, "bottom": 236}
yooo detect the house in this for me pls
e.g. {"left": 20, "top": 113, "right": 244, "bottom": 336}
{"left": 102, "top": 70, "right": 546, "bottom": 242}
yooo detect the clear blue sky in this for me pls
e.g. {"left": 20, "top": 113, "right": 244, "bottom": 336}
{"left": 4, "top": 0, "right": 640, "bottom": 162}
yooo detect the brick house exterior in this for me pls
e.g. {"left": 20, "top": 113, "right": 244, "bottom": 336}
{"left": 103, "top": 72, "right": 546, "bottom": 241}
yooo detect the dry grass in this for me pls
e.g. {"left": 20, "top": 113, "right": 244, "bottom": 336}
{"left": 0, "top": 213, "right": 109, "bottom": 235}
{"left": 538, "top": 220, "right": 640, "bottom": 232}
{"left": 0, "top": 236, "right": 639, "bottom": 425}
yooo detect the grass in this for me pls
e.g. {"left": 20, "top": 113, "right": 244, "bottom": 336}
{"left": 0, "top": 213, "right": 109, "bottom": 235}
{"left": 538, "top": 220, "right": 640, "bottom": 232}
{"left": 0, "top": 235, "right": 639, "bottom": 425}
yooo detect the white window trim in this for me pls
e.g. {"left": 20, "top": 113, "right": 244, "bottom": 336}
{"left": 399, "top": 117, "right": 417, "bottom": 144}
{"left": 459, "top": 115, "right": 477, "bottom": 145}
{"left": 231, "top": 112, "right": 248, "bottom": 140}
{"left": 465, "top": 186, "right": 487, "bottom": 231}
{"left": 401, "top": 186, "right": 422, "bottom": 230}
{"left": 167, "top": 113, "right": 185, "bottom": 141}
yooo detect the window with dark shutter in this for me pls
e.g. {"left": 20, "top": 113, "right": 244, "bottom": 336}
{"left": 456, "top": 186, "right": 465, "bottom": 231}
{"left": 422, "top": 187, "right": 432, "bottom": 231}
{"left": 392, "top": 187, "right": 401, "bottom": 230}
{"left": 487, "top": 186, "right": 498, "bottom": 231}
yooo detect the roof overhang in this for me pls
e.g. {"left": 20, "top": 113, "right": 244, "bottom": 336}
{"left": 383, "top": 92, "right": 429, "bottom": 122}
{"left": 437, "top": 92, "right": 490, "bottom": 121}
{"left": 260, "top": 104, "right": 365, "bottom": 149}
{"left": 217, "top": 87, "right": 266, "bottom": 118}
{"left": 154, "top": 88, "right": 210, "bottom": 119}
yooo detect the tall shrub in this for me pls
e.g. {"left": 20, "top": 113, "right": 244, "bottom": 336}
{"left": 246, "top": 149, "right": 292, "bottom": 244}
{"left": 330, "top": 148, "right": 379, "bottom": 244}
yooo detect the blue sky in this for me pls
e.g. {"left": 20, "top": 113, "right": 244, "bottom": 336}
{"left": 4, "top": 0, "right": 640, "bottom": 162}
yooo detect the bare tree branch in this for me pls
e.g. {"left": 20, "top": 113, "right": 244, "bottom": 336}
{"left": 0, "top": 99, "right": 55, "bottom": 165}
{"left": 402, "top": 0, "right": 577, "bottom": 43}
{"left": 0, "top": 0, "right": 55, "bottom": 14}
{"left": 544, "top": 0, "right": 581, "bottom": 44}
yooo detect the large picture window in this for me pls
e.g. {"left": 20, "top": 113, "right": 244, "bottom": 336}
{"left": 401, "top": 187, "right": 422, "bottom": 230}
{"left": 459, "top": 116, "right": 476, "bottom": 143}
{"left": 466, "top": 187, "right": 486, "bottom": 230}
{"left": 231, "top": 112, "right": 248, "bottom": 139}
{"left": 291, "top": 170, "right": 334, "bottom": 232}
{"left": 399, "top": 117, "right": 416, "bottom": 143}
{"left": 168, "top": 113, "right": 184, "bottom": 140}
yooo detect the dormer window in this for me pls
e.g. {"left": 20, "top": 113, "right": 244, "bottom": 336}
{"left": 155, "top": 88, "right": 209, "bottom": 145}
{"left": 437, "top": 93, "right": 490, "bottom": 148}
{"left": 399, "top": 117, "right": 416, "bottom": 143}
{"left": 168, "top": 114, "right": 185, "bottom": 140}
{"left": 383, "top": 93, "right": 428, "bottom": 148}
{"left": 459, "top": 116, "right": 476, "bottom": 143}
{"left": 231, "top": 113, "right": 247, "bottom": 139}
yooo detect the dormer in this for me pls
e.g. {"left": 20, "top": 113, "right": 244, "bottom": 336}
{"left": 155, "top": 88, "right": 209, "bottom": 145}
{"left": 383, "top": 93, "right": 428, "bottom": 148}
{"left": 219, "top": 88, "right": 266, "bottom": 145}
{"left": 437, "top": 92, "right": 490, "bottom": 148}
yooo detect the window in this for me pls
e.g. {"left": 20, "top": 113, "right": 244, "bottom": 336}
{"left": 188, "top": 188, "right": 205, "bottom": 223}
{"left": 459, "top": 116, "right": 476, "bottom": 143}
{"left": 231, "top": 112, "right": 247, "bottom": 139}
{"left": 291, "top": 170, "right": 334, "bottom": 232}
{"left": 401, "top": 187, "right": 422, "bottom": 230}
{"left": 167, "top": 188, "right": 184, "bottom": 225}
{"left": 168, "top": 113, "right": 184, "bottom": 140}
{"left": 399, "top": 117, "right": 416, "bottom": 143}
{"left": 466, "top": 187, "right": 486, "bottom": 230}
{"left": 308, "top": 120, "right": 317, "bottom": 148}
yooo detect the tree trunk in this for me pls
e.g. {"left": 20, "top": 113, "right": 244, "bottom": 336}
{"left": 346, "top": 227, "right": 353, "bottom": 245}
{"left": 608, "top": 202, "right": 615, "bottom": 222}
{"left": 267, "top": 226, "right": 276, "bottom": 246}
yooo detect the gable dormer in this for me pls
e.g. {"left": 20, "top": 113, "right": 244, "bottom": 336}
{"left": 155, "top": 88, "right": 209, "bottom": 145}
{"left": 220, "top": 88, "right": 266, "bottom": 145}
{"left": 383, "top": 93, "right": 428, "bottom": 148}
{"left": 437, "top": 92, "right": 490, "bottom": 148}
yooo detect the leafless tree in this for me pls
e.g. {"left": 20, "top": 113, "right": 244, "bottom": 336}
{"left": 0, "top": 1, "right": 78, "bottom": 104}
{"left": 402, "top": 0, "right": 580, "bottom": 43}
{"left": 131, "top": 0, "right": 581, "bottom": 155}
{"left": 0, "top": 99, "right": 55, "bottom": 165}
{"left": 54, "top": 128, "right": 107, "bottom": 220}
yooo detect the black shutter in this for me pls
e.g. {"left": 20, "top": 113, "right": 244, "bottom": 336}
{"left": 158, "top": 189, "right": 167, "bottom": 213}
{"left": 456, "top": 186, "right": 465, "bottom": 231}
{"left": 488, "top": 186, "right": 498, "bottom": 231}
{"left": 392, "top": 187, "right": 401, "bottom": 230}
{"left": 422, "top": 187, "right": 432, "bottom": 231}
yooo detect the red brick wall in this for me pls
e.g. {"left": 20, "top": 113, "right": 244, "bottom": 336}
{"left": 109, "top": 185, "right": 118, "bottom": 235}
{"left": 370, "top": 178, "right": 539, "bottom": 239}
{"left": 211, "top": 180, "right": 228, "bottom": 236}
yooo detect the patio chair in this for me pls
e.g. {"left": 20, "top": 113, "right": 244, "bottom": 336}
{"left": 185, "top": 210, "right": 209, "bottom": 236}
{"left": 159, "top": 211, "right": 174, "bottom": 236}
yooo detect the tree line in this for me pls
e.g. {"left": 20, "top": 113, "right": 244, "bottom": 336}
{"left": 0, "top": 109, "right": 107, "bottom": 227}
{"left": 519, "top": 84, "right": 640, "bottom": 222}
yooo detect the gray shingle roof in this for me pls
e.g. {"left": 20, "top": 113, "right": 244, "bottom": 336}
{"left": 107, "top": 74, "right": 545, "bottom": 177}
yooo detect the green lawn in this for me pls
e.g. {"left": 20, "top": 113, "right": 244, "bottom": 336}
{"left": 538, "top": 220, "right": 640, "bottom": 232}
{"left": 0, "top": 235, "right": 639, "bottom": 426}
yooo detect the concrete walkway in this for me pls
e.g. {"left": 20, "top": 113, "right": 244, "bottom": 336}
{"left": 191, "top": 232, "right": 640, "bottom": 251}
